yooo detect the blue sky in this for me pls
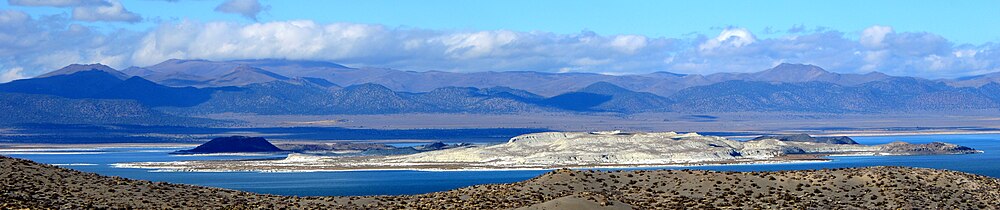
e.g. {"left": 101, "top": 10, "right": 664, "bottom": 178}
{"left": 23, "top": 0, "right": 999, "bottom": 44}
{"left": 256, "top": 0, "right": 998, "bottom": 44}
{"left": 3, "top": 0, "right": 1000, "bottom": 81}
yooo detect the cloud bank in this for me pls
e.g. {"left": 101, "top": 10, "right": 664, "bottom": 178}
{"left": 8, "top": 0, "right": 142, "bottom": 23}
{"left": 71, "top": 0, "right": 141, "bottom": 23}
{"left": 214, "top": 0, "right": 267, "bottom": 21}
{"left": 2, "top": 10, "right": 1000, "bottom": 80}
{"left": 7, "top": 0, "right": 110, "bottom": 7}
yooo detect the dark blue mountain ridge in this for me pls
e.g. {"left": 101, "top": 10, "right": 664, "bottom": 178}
{"left": 136, "top": 59, "right": 903, "bottom": 96}
{"left": 977, "top": 82, "right": 1000, "bottom": 103}
{"left": 0, "top": 92, "right": 220, "bottom": 126}
{"left": 671, "top": 79, "right": 1000, "bottom": 112}
{"left": 0, "top": 66, "right": 216, "bottom": 107}
{"left": 328, "top": 83, "right": 431, "bottom": 114}
{"left": 299, "top": 77, "right": 339, "bottom": 88}
{"left": 475, "top": 86, "right": 545, "bottom": 100}
{"left": 540, "top": 92, "right": 612, "bottom": 111}
{"left": 203, "top": 65, "right": 293, "bottom": 87}
{"left": 669, "top": 80, "right": 847, "bottom": 112}
{"left": 168, "top": 82, "right": 557, "bottom": 115}
{"left": 131, "top": 59, "right": 352, "bottom": 87}
{"left": 409, "top": 86, "right": 550, "bottom": 113}
{"left": 7, "top": 62, "right": 1000, "bottom": 116}
{"left": 541, "top": 82, "right": 673, "bottom": 113}
{"left": 159, "top": 79, "right": 339, "bottom": 115}
{"left": 127, "top": 59, "right": 1000, "bottom": 97}
{"left": 947, "top": 71, "right": 1000, "bottom": 87}
{"left": 127, "top": 63, "right": 298, "bottom": 87}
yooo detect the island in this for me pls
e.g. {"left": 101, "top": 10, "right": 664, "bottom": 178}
{"left": 119, "top": 131, "right": 981, "bottom": 172}
{"left": 171, "top": 136, "right": 284, "bottom": 154}
{"left": 750, "top": 133, "right": 859, "bottom": 144}
{"left": 170, "top": 135, "right": 469, "bottom": 156}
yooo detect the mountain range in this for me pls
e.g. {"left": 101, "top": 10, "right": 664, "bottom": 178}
{"left": 125, "top": 60, "right": 900, "bottom": 96}
{"left": 2, "top": 59, "right": 1000, "bottom": 125}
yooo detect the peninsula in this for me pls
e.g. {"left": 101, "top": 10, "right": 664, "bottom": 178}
{"left": 117, "top": 131, "right": 980, "bottom": 172}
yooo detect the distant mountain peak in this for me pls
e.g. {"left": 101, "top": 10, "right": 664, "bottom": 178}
{"left": 479, "top": 86, "right": 544, "bottom": 99}
{"left": 864, "top": 71, "right": 889, "bottom": 76}
{"left": 225, "top": 65, "right": 287, "bottom": 79}
{"left": 344, "top": 83, "right": 394, "bottom": 92}
{"left": 163, "top": 58, "right": 209, "bottom": 64}
{"left": 774, "top": 62, "right": 821, "bottom": 69}
{"left": 579, "top": 81, "right": 632, "bottom": 94}
{"left": 37, "top": 64, "right": 128, "bottom": 79}
{"left": 947, "top": 71, "right": 1000, "bottom": 87}
{"left": 209, "top": 65, "right": 290, "bottom": 86}
{"left": 648, "top": 71, "right": 687, "bottom": 77}
{"left": 122, "top": 66, "right": 157, "bottom": 77}
{"left": 745, "top": 63, "right": 840, "bottom": 83}
{"left": 766, "top": 63, "right": 829, "bottom": 74}
{"left": 296, "top": 77, "right": 339, "bottom": 88}
{"left": 230, "top": 59, "right": 350, "bottom": 69}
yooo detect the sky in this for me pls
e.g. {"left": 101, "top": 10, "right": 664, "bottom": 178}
{"left": 2, "top": 0, "right": 1000, "bottom": 82}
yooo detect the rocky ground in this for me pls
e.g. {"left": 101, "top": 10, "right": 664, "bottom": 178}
{"left": 3, "top": 155, "right": 999, "bottom": 209}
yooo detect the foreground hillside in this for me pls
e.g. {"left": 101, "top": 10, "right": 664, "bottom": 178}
{"left": 3, "top": 156, "right": 998, "bottom": 209}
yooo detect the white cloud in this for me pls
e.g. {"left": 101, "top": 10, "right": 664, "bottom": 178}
{"left": 0, "top": 9, "right": 30, "bottom": 26}
{"left": 924, "top": 54, "right": 949, "bottom": 70}
{"left": 130, "top": 21, "right": 392, "bottom": 65}
{"left": 440, "top": 31, "right": 519, "bottom": 59}
{"left": 953, "top": 49, "right": 978, "bottom": 58}
{"left": 860, "top": 25, "right": 893, "bottom": 48}
{"left": 126, "top": 21, "right": 684, "bottom": 72}
{"left": 71, "top": 0, "right": 141, "bottom": 23}
{"left": 0, "top": 67, "right": 26, "bottom": 83}
{"left": 609, "top": 35, "right": 648, "bottom": 54}
{"left": 215, "top": 0, "right": 268, "bottom": 21}
{"left": 860, "top": 50, "right": 889, "bottom": 71}
{"left": 699, "top": 27, "right": 756, "bottom": 53}
{"left": 571, "top": 57, "right": 612, "bottom": 66}
{"left": 3, "top": 13, "right": 1000, "bottom": 79}
{"left": 7, "top": 0, "right": 109, "bottom": 7}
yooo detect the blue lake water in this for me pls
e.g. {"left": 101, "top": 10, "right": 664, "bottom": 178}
{"left": 4, "top": 134, "right": 999, "bottom": 196}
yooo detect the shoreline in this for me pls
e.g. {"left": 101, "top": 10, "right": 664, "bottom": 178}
{"left": 725, "top": 130, "right": 1000, "bottom": 139}
{"left": 113, "top": 151, "right": 985, "bottom": 173}
{"left": 0, "top": 143, "right": 199, "bottom": 150}
{"left": 111, "top": 158, "right": 835, "bottom": 173}
{"left": 2, "top": 129, "right": 998, "bottom": 149}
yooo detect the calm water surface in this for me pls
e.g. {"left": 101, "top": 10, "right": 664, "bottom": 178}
{"left": 5, "top": 134, "right": 998, "bottom": 196}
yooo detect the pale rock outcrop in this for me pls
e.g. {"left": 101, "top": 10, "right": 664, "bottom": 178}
{"left": 116, "top": 131, "right": 981, "bottom": 171}
{"left": 375, "top": 131, "right": 978, "bottom": 167}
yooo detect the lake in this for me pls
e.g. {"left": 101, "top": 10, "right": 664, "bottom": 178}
{"left": 4, "top": 133, "right": 998, "bottom": 196}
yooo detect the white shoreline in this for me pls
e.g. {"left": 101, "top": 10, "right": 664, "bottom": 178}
{"left": 0, "top": 152, "right": 108, "bottom": 155}
{"left": 52, "top": 163, "right": 99, "bottom": 166}
{"left": 170, "top": 152, "right": 289, "bottom": 157}
{"left": 111, "top": 159, "right": 834, "bottom": 173}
